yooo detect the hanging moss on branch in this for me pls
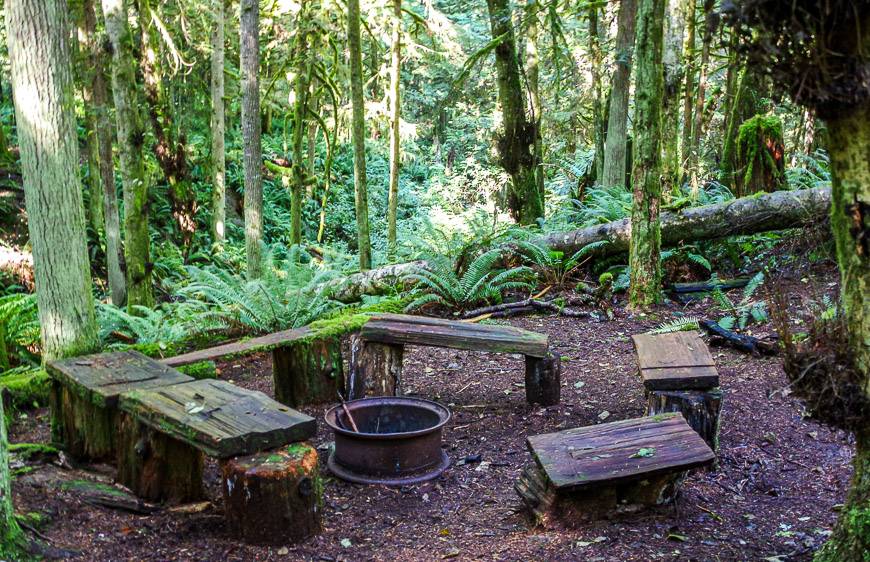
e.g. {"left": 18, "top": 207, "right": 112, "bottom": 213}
{"left": 735, "top": 114, "right": 785, "bottom": 197}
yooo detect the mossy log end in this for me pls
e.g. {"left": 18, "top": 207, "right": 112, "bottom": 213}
{"left": 348, "top": 336, "right": 403, "bottom": 399}
{"left": 273, "top": 337, "right": 344, "bottom": 407}
{"left": 115, "top": 413, "right": 204, "bottom": 504}
{"left": 525, "top": 353, "right": 561, "bottom": 406}
{"left": 220, "top": 443, "right": 322, "bottom": 545}
{"left": 645, "top": 388, "right": 723, "bottom": 453}
{"left": 50, "top": 382, "right": 115, "bottom": 462}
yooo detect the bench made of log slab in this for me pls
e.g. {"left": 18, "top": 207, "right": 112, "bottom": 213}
{"left": 353, "top": 313, "right": 559, "bottom": 405}
{"left": 515, "top": 414, "right": 715, "bottom": 524}
{"left": 631, "top": 332, "right": 723, "bottom": 451}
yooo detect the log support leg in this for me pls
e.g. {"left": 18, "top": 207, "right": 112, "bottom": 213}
{"left": 273, "top": 337, "right": 344, "bottom": 407}
{"left": 347, "top": 336, "right": 403, "bottom": 400}
{"left": 220, "top": 443, "right": 322, "bottom": 545}
{"left": 50, "top": 382, "right": 116, "bottom": 462}
{"left": 115, "top": 413, "right": 204, "bottom": 504}
{"left": 645, "top": 388, "right": 723, "bottom": 452}
{"left": 525, "top": 353, "right": 561, "bottom": 406}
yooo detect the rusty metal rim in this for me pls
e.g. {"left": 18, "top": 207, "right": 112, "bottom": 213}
{"left": 327, "top": 450, "right": 450, "bottom": 486}
{"left": 324, "top": 396, "right": 451, "bottom": 440}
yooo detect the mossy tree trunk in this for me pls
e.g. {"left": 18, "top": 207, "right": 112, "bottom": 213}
{"left": 0, "top": 398, "right": 24, "bottom": 557}
{"left": 290, "top": 4, "right": 313, "bottom": 246}
{"left": 210, "top": 0, "right": 227, "bottom": 244}
{"left": 8, "top": 0, "right": 100, "bottom": 361}
{"left": 386, "top": 0, "right": 402, "bottom": 260}
{"left": 525, "top": 0, "right": 545, "bottom": 200}
{"left": 679, "top": 0, "right": 696, "bottom": 179}
{"left": 628, "top": 0, "right": 665, "bottom": 309}
{"left": 601, "top": 0, "right": 637, "bottom": 189}
{"left": 485, "top": 0, "right": 543, "bottom": 225}
{"left": 241, "top": 0, "right": 264, "bottom": 279}
{"left": 588, "top": 3, "right": 605, "bottom": 182}
{"left": 661, "top": 0, "right": 686, "bottom": 197}
{"left": 102, "top": 0, "right": 154, "bottom": 310}
{"left": 816, "top": 99, "right": 870, "bottom": 561}
{"left": 348, "top": 0, "right": 373, "bottom": 270}
{"left": 686, "top": 0, "right": 714, "bottom": 194}
{"left": 734, "top": 115, "right": 785, "bottom": 197}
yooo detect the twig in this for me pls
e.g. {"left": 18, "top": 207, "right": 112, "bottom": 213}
{"left": 336, "top": 392, "right": 359, "bottom": 432}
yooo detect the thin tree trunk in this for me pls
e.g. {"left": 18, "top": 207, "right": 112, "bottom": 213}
{"left": 486, "top": 0, "right": 543, "bottom": 224}
{"left": 628, "top": 0, "right": 665, "bottom": 308}
{"left": 687, "top": 0, "right": 714, "bottom": 193}
{"left": 662, "top": 0, "right": 686, "bottom": 197}
{"left": 348, "top": 0, "right": 372, "bottom": 270}
{"left": 387, "top": 0, "right": 402, "bottom": 260}
{"left": 290, "top": 4, "right": 314, "bottom": 246}
{"left": 7, "top": 0, "right": 100, "bottom": 359}
{"left": 210, "top": 0, "right": 227, "bottom": 244}
{"left": 588, "top": 3, "right": 605, "bottom": 182}
{"left": 0, "top": 398, "right": 23, "bottom": 555}
{"left": 102, "top": 0, "right": 153, "bottom": 309}
{"left": 679, "top": 0, "right": 696, "bottom": 177}
{"left": 602, "top": 0, "right": 638, "bottom": 189}
{"left": 526, "top": 0, "right": 544, "bottom": 198}
{"left": 241, "top": 0, "right": 264, "bottom": 278}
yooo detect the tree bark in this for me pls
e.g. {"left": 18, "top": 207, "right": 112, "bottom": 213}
{"left": 348, "top": 0, "right": 373, "bottom": 270}
{"left": 525, "top": 0, "right": 544, "bottom": 200}
{"left": 7, "top": 0, "right": 100, "bottom": 360}
{"left": 0, "top": 398, "right": 24, "bottom": 555}
{"left": 679, "top": 0, "right": 696, "bottom": 178}
{"left": 601, "top": 0, "right": 638, "bottom": 189}
{"left": 387, "top": 0, "right": 402, "bottom": 260}
{"left": 486, "top": 0, "right": 543, "bottom": 225}
{"left": 210, "top": 0, "right": 227, "bottom": 244}
{"left": 588, "top": 3, "right": 606, "bottom": 182}
{"left": 662, "top": 0, "right": 687, "bottom": 197}
{"left": 290, "top": 4, "right": 313, "bottom": 246}
{"left": 687, "top": 0, "right": 715, "bottom": 193}
{"left": 628, "top": 0, "right": 666, "bottom": 308}
{"left": 241, "top": 0, "right": 264, "bottom": 279}
{"left": 102, "top": 0, "right": 154, "bottom": 310}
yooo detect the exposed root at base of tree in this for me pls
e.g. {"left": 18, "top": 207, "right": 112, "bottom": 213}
{"left": 462, "top": 296, "right": 596, "bottom": 321}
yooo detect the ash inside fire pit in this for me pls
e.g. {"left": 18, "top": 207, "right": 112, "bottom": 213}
{"left": 324, "top": 397, "right": 451, "bottom": 485}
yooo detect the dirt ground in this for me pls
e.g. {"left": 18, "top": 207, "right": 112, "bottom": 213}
{"left": 8, "top": 261, "right": 854, "bottom": 561}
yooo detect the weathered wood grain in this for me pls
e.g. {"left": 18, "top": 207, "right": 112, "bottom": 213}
{"left": 162, "top": 326, "right": 311, "bottom": 367}
{"left": 361, "top": 313, "right": 548, "bottom": 357}
{"left": 47, "top": 350, "right": 193, "bottom": 407}
{"left": 631, "top": 332, "right": 719, "bottom": 390}
{"left": 119, "top": 379, "right": 316, "bottom": 458}
{"left": 526, "top": 413, "right": 714, "bottom": 492}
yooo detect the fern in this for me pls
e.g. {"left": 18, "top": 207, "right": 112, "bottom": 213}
{"left": 649, "top": 316, "right": 701, "bottom": 334}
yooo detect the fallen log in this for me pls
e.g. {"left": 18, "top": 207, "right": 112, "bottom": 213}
{"left": 699, "top": 319, "right": 778, "bottom": 355}
{"left": 322, "top": 261, "right": 425, "bottom": 303}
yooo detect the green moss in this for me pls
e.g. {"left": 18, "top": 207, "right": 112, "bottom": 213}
{"left": 176, "top": 361, "right": 217, "bottom": 380}
{"left": 737, "top": 114, "right": 785, "bottom": 190}
{"left": 60, "top": 479, "right": 129, "bottom": 498}
{"left": 15, "top": 511, "right": 48, "bottom": 529}
{"left": 815, "top": 505, "right": 870, "bottom": 562}
{"left": 598, "top": 272, "right": 614, "bottom": 286}
{"left": 285, "top": 442, "right": 311, "bottom": 460}
{"left": 0, "top": 369, "right": 50, "bottom": 409}
{"left": 305, "top": 314, "right": 371, "bottom": 342}
{"left": 8, "top": 443, "right": 58, "bottom": 460}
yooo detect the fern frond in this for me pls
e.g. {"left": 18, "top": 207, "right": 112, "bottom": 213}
{"left": 649, "top": 316, "right": 701, "bottom": 334}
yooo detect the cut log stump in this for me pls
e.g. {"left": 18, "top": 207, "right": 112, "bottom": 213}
{"left": 220, "top": 443, "right": 322, "bottom": 545}
{"left": 273, "top": 337, "right": 344, "bottom": 407}
{"left": 525, "top": 353, "right": 561, "bottom": 406}
{"left": 115, "top": 413, "right": 204, "bottom": 504}
{"left": 347, "top": 336, "right": 403, "bottom": 399}
{"left": 646, "top": 389, "right": 723, "bottom": 452}
{"left": 50, "top": 382, "right": 116, "bottom": 462}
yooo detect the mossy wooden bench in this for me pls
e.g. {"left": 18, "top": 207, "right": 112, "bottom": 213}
{"left": 631, "top": 332, "right": 723, "bottom": 451}
{"left": 515, "top": 413, "right": 715, "bottom": 525}
{"left": 353, "top": 313, "right": 559, "bottom": 405}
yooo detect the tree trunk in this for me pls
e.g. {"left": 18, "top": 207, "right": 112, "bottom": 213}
{"left": 679, "top": 0, "right": 696, "bottom": 178}
{"left": 734, "top": 115, "right": 785, "bottom": 197}
{"left": 628, "top": 0, "right": 666, "bottom": 308}
{"left": 7, "top": 0, "right": 100, "bottom": 360}
{"left": 386, "top": 0, "right": 402, "bottom": 260}
{"left": 0, "top": 398, "right": 24, "bottom": 555}
{"left": 348, "top": 0, "right": 373, "bottom": 270}
{"left": 273, "top": 338, "right": 344, "bottom": 407}
{"left": 290, "top": 4, "right": 313, "bottom": 246}
{"left": 210, "top": 0, "right": 227, "bottom": 244}
{"left": 102, "top": 0, "right": 154, "bottom": 310}
{"left": 815, "top": 99, "right": 870, "bottom": 561}
{"left": 348, "top": 336, "right": 403, "bottom": 399}
{"left": 241, "top": 0, "right": 264, "bottom": 279}
{"left": 687, "top": 0, "right": 715, "bottom": 193}
{"left": 601, "top": 0, "right": 638, "bottom": 189}
{"left": 525, "top": 0, "right": 544, "bottom": 200}
{"left": 662, "top": 0, "right": 687, "bottom": 197}
{"left": 486, "top": 0, "right": 543, "bottom": 225}
{"left": 588, "top": 3, "right": 606, "bottom": 182}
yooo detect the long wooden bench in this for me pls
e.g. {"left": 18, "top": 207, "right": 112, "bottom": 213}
{"left": 352, "top": 313, "right": 560, "bottom": 405}
{"left": 631, "top": 331, "right": 723, "bottom": 451}
{"left": 515, "top": 413, "right": 715, "bottom": 524}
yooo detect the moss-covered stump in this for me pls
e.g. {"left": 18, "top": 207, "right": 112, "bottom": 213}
{"left": 735, "top": 114, "right": 785, "bottom": 197}
{"left": 115, "top": 413, "right": 204, "bottom": 504}
{"left": 273, "top": 337, "right": 343, "bottom": 407}
{"left": 220, "top": 443, "right": 322, "bottom": 545}
{"left": 348, "top": 336, "right": 403, "bottom": 399}
{"left": 646, "top": 389, "right": 723, "bottom": 453}
{"left": 50, "top": 382, "right": 116, "bottom": 462}
{"left": 525, "top": 353, "right": 561, "bottom": 406}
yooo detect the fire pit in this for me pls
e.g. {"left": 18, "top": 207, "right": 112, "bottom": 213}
{"left": 324, "top": 397, "right": 451, "bottom": 485}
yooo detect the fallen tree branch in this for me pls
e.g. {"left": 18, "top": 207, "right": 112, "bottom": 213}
{"left": 461, "top": 297, "right": 594, "bottom": 320}
{"left": 699, "top": 319, "right": 778, "bottom": 355}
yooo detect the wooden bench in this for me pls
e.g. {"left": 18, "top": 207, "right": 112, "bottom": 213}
{"left": 47, "top": 351, "right": 321, "bottom": 544}
{"left": 631, "top": 332, "right": 723, "bottom": 451}
{"left": 515, "top": 413, "right": 715, "bottom": 524}
{"left": 352, "top": 313, "right": 560, "bottom": 405}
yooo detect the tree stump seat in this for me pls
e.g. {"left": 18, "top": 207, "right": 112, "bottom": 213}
{"left": 516, "top": 414, "right": 715, "bottom": 525}
{"left": 632, "top": 332, "right": 723, "bottom": 451}
{"left": 353, "top": 313, "right": 558, "bottom": 405}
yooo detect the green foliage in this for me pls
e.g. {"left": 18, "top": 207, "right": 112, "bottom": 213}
{"left": 661, "top": 245, "right": 713, "bottom": 272}
{"left": 514, "top": 239, "right": 609, "bottom": 287}
{"left": 0, "top": 293, "right": 39, "bottom": 368}
{"left": 711, "top": 271, "right": 769, "bottom": 330}
{"left": 650, "top": 316, "right": 702, "bottom": 334}
{"left": 0, "top": 367, "right": 49, "bottom": 410}
{"left": 737, "top": 114, "right": 785, "bottom": 188}
{"left": 787, "top": 149, "right": 831, "bottom": 190}
{"left": 176, "top": 361, "right": 217, "bottom": 380}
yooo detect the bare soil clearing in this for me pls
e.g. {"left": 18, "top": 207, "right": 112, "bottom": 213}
{"left": 8, "top": 263, "right": 853, "bottom": 561}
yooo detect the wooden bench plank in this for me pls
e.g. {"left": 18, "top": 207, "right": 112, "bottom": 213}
{"left": 361, "top": 313, "right": 548, "bottom": 357}
{"left": 162, "top": 326, "right": 311, "bottom": 367}
{"left": 119, "top": 379, "right": 316, "bottom": 458}
{"left": 526, "top": 414, "right": 714, "bottom": 492}
{"left": 47, "top": 351, "right": 193, "bottom": 408}
{"left": 632, "top": 332, "right": 719, "bottom": 390}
